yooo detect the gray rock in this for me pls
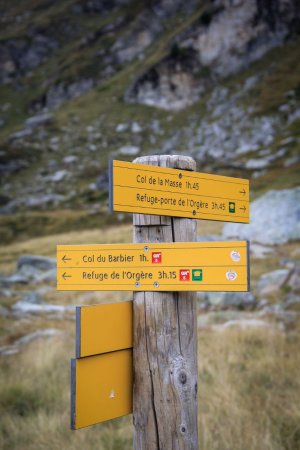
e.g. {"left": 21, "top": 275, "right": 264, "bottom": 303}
{"left": 284, "top": 155, "right": 300, "bottom": 167}
{"left": 125, "top": 1, "right": 298, "bottom": 110}
{"left": 116, "top": 123, "right": 128, "bottom": 132}
{"left": 0, "top": 329, "right": 63, "bottom": 356}
{"left": 245, "top": 158, "right": 270, "bottom": 169}
{"left": 36, "top": 268, "right": 57, "bottom": 283}
{"left": 214, "top": 319, "right": 275, "bottom": 331}
{"left": 63, "top": 155, "right": 78, "bottom": 164}
{"left": 12, "top": 301, "right": 73, "bottom": 315}
{"left": 0, "top": 305, "right": 9, "bottom": 317}
{"left": 88, "top": 144, "right": 97, "bottom": 152}
{"left": 223, "top": 188, "right": 300, "bottom": 245}
{"left": 287, "top": 267, "right": 300, "bottom": 292}
{"left": 258, "top": 305, "right": 298, "bottom": 329}
{"left": 257, "top": 269, "right": 290, "bottom": 292}
{"left": 0, "top": 160, "right": 28, "bottom": 177}
{"left": 25, "top": 113, "right": 53, "bottom": 128}
{"left": 0, "top": 273, "right": 28, "bottom": 285}
{"left": 197, "top": 235, "right": 221, "bottom": 242}
{"left": 197, "top": 310, "right": 255, "bottom": 329}
{"left": 15, "top": 328, "right": 63, "bottom": 346}
{"left": 96, "top": 172, "right": 109, "bottom": 190}
{"left": 204, "top": 291, "right": 255, "bottom": 309}
{"left": 9, "top": 128, "right": 32, "bottom": 140}
{"left": 45, "top": 79, "right": 94, "bottom": 109}
{"left": 118, "top": 145, "right": 140, "bottom": 156}
{"left": 257, "top": 269, "right": 291, "bottom": 297}
{"left": 0, "top": 347, "right": 19, "bottom": 356}
{"left": 0, "top": 288, "right": 13, "bottom": 298}
{"left": 250, "top": 243, "right": 274, "bottom": 259}
{"left": 257, "top": 299, "right": 269, "bottom": 310}
{"left": 22, "top": 194, "right": 65, "bottom": 208}
{"left": 49, "top": 170, "right": 69, "bottom": 182}
{"left": 17, "top": 255, "right": 56, "bottom": 272}
{"left": 284, "top": 294, "right": 300, "bottom": 311}
{"left": 131, "top": 122, "right": 142, "bottom": 133}
{"left": 21, "top": 291, "right": 43, "bottom": 304}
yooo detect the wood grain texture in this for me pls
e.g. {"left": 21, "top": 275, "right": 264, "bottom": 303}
{"left": 133, "top": 155, "right": 198, "bottom": 450}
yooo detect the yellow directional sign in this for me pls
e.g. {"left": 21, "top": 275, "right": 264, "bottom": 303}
{"left": 71, "top": 349, "right": 133, "bottom": 429}
{"left": 109, "top": 160, "right": 249, "bottom": 223}
{"left": 57, "top": 241, "right": 250, "bottom": 291}
{"left": 76, "top": 301, "right": 133, "bottom": 358}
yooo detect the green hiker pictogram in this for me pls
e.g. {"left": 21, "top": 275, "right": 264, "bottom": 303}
{"left": 192, "top": 269, "right": 203, "bottom": 281}
{"left": 229, "top": 202, "right": 236, "bottom": 213}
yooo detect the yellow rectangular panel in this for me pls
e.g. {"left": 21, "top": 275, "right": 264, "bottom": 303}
{"left": 71, "top": 349, "right": 133, "bottom": 430}
{"left": 109, "top": 160, "right": 250, "bottom": 223}
{"left": 76, "top": 301, "right": 133, "bottom": 358}
{"left": 57, "top": 241, "right": 250, "bottom": 291}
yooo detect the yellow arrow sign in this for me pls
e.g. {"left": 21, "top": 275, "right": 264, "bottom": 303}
{"left": 76, "top": 301, "right": 133, "bottom": 358}
{"left": 57, "top": 241, "right": 250, "bottom": 291}
{"left": 71, "top": 349, "right": 133, "bottom": 429}
{"left": 109, "top": 160, "right": 250, "bottom": 223}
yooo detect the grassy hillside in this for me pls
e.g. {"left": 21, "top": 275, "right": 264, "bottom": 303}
{"left": 0, "top": 1, "right": 300, "bottom": 244}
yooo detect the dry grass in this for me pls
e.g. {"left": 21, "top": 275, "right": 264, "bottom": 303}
{"left": 1, "top": 224, "right": 300, "bottom": 449}
{"left": 0, "top": 337, "right": 132, "bottom": 450}
{"left": 1, "top": 320, "right": 300, "bottom": 449}
{"left": 198, "top": 324, "right": 300, "bottom": 450}
{"left": 0, "top": 224, "right": 132, "bottom": 274}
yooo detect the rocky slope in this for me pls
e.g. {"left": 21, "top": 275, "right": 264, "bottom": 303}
{"left": 0, "top": 0, "right": 299, "bottom": 242}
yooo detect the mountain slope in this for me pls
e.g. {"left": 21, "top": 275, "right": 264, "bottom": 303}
{"left": 0, "top": 0, "right": 299, "bottom": 243}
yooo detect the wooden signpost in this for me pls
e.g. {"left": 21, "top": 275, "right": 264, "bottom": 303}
{"left": 57, "top": 154, "right": 251, "bottom": 449}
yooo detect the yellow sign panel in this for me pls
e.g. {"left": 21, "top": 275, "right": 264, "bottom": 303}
{"left": 76, "top": 301, "right": 133, "bottom": 358}
{"left": 57, "top": 241, "right": 250, "bottom": 291}
{"left": 109, "top": 160, "right": 249, "bottom": 223}
{"left": 71, "top": 349, "right": 133, "bottom": 429}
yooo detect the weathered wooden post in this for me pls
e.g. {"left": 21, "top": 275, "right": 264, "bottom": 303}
{"left": 133, "top": 155, "right": 198, "bottom": 450}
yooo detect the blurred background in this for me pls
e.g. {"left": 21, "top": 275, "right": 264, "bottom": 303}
{"left": 0, "top": 0, "right": 299, "bottom": 449}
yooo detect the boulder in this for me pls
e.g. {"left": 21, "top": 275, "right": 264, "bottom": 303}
{"left": 131, "top": 122, "right": 142, "bottom": 133}
{"left": 17, "top": 255, "right": 56, "bottom": 271}
{"left": 284, "top": 294, "right": 300, "bottom": 311}
{"left": 25, "top": 113, "right": 54, "bottom": 128}
{"left": 0, "top": 329, "right": 63, "bottom": 356}
{"left": 286, "top": 266, "right": 300, "bottom": 292}
{"left": 245, "top": 158, "right": 270, "bottom": 169}
{"left": 15, "top": 328, "right": 63, "bottom": 346}
{"left": 118, "top": 145, "right": 140, "bottom": 156}
{"left": 21, "top": 291, "right": 43, "bottom": 304}
{"left": 223, "top": 188, "right": 300, "bottom": 244}
{"left": 0, "top": 305, "right": 9, "bottom": 317}
{"left": 12, "top": 301, "right": 73, "bottom": 315}
{"left": 63, "top": 155, "right": 78, "bottom": 164}
{"left": 257, "top": 269, "right": 290, "bottom": 293}
{"left": 0, "top": 273, "right": 28, "bottom": 285}
{"left": 201, "top": 291, "right": 256, "bottom": 309}
{"left": 214, "top": 319, "right": 275, "bottom": 331}
{"left": 49, "top": 170, "right": 69, "bottom": 182}
{"left": 250, "top": 243, "right": 274, "bottom": 259}
{"left": 116, "top": 123, "right": 128, "bottom": 132}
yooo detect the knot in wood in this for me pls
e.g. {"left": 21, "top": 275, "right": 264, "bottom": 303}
{"left": 180, "top": 424, "right": 187, "bottom": 434}
{"left": 178, "top": 370, "right": 187, "bottom": 385}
